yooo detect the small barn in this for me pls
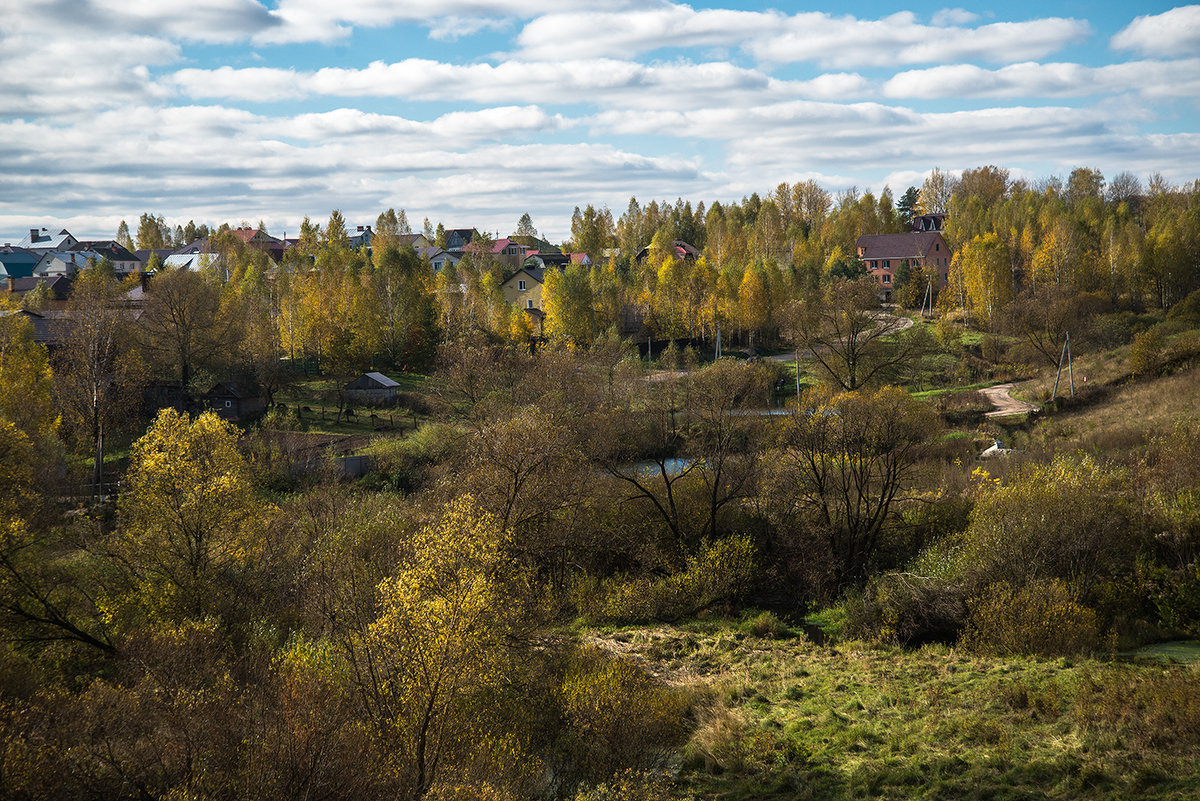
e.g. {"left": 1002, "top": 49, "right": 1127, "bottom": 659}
{"left": 204, "top": 381, "right": 266, "bottom": 421}
{"left": 346, "top": 371, "right": 400, "bottom": 406}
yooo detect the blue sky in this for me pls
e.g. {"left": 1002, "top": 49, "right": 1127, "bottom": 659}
{"left": 2, "top": 1, "right": 1198, "bottom": 244}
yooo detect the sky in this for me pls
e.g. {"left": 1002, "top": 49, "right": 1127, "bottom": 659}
{"left": 2, "top": 1, "right": 1199, "bottom": 245}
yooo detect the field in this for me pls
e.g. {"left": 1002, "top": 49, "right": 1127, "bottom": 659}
{"left": 586, "top": 621, "right": 1200, "bottom": 800}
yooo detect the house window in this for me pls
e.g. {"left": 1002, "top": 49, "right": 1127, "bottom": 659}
{"left": 225, "top": 400, "right": 231, "bottom": 408}
{"left": 526, "top": 299, "right": 534, "bottom": 309}
{"left": 881, "top": 259, "right": 889, "bottom": 269}
{"left": 882, "top": 275, "right": 891, "bottom": 284}
{"left": 518, "top": 280, "right": 526, "bottom": 290}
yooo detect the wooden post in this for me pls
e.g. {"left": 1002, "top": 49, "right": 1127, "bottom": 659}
{"left": 1052, "top": 336, "right": 1069, "bottom": 401}
{"left": 1067, "top": 332, "right": 1075, "bottom": 396}
{"left": 795, "top": 349, "right": 801, "bottom": 400}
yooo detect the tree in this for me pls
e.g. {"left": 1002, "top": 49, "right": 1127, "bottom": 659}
{"left": 514, "top": 213, "right": 538, "bottom": 238}
{"left": 0, "top": 306, "right": 57, "bottom": 458}
{"left": 919, "top": 168, "right": 955, "bottom": 215}
{"left": 349, "top": 496, "right": 518, "bottom": 798}
{"left": 53, "top": 268, "right": 143, "bottom": 493}
{"left": 949, "top": 233, "right": 1013, "bottom": 329}
{"left": 789, "top": 277, "right": 924, "bottom": 391}
{"left": 136, "top": 212, "right": 169, "bottom": 250}
{"left": 115, "top": 220, "right": 134, "bottom": 251}
{"left": 138, "top": 267, "right": 235, "bottom": 392}
{"left": 117, "top": 409, "right": 259, "bottom": 621}
{"left": 897, "top": 186, "right": 920, "bottom": 227}
{"left": 769, "top": 385, "right": 938, "bottom": 590}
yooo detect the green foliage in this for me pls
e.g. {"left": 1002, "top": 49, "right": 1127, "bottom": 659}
{"left": 557, "top": 645, "right": 690, "bottom": 781}
{"left": 590, "top": 535, "right": 757, "bottom": 623}
{"left": 960, "top": 579, "right": 1105, "bottom": 657}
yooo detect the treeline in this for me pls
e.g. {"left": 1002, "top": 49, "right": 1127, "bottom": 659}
{"left": 98, "top": 165, "right": 1200, "bottom": 369}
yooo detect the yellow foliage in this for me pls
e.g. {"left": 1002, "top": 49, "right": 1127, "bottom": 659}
{"left": 960, "top": 579, "right": 1104, "bottom": 657}
{"left": 118, "top": 409, "right": 260, "bottom": 621}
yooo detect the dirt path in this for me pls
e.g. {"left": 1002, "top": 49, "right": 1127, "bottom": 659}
{"left": 980, "top": 383, "right": 1038, "bottom": 417}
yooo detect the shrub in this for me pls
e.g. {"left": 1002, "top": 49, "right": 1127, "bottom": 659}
{"left": 557, "top": 647, "right": 690, "bottom": 782}
{"left": 953, "top": 455, "right": 1142, "bottom": 604}
{"left": 596, "top": 535, "right": 756, "bottom": 623}
{"left": 683, "top": 704, "right": 781, "bottom": 775}
{"left": 569, "top": 770, "right": 693, "bottom": 801}
{"left": 1167, "top": 287, "right": 1200, "bottom": 326}
{"left": 845, "top": 572, "right": 968, "bottom": 645}
{"left": 960, "top": 579, "right": 1105, "bottom": 657}
{"left": 1149, "top": 562, "right": 1200, "bottom": 637}
{"left": 1130, "top": 327, "right": 1165, "bottom": 378}
{"left": 745, "top": 611, "right": 789, "bottom": 639}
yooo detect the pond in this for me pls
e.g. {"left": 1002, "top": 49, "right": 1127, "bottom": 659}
{"left": 1123, "top": 640, "right": 1200, "bottom": 663}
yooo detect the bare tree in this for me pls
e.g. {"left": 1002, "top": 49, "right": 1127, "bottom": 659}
{"left": 54, "top": 269, "right": 144, "bottom": 494}
{"left": 788, "top": 277, "right": 926, "bottom": 391}
{"left": 767, "top": 385, "right": 938, "bottom": 591}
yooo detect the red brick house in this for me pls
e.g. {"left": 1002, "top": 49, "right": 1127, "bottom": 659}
{"left": 855, "top": 231, "right": 951, "bottom": 302}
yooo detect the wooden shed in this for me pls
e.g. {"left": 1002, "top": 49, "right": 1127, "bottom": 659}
{"left": 204, "top": 381, "right": 267, "bottom": 421}
{"left": 346, "top": 371, "right": 400, "bottom": 406}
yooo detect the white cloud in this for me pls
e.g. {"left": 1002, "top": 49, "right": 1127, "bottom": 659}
{"left": 882, "top": 59, "right": 1200, "bottom": 100}
{"left": 748, "top": 14, "right": 1091, "bottom": 68}
{"left": 516, "top": 6, "right": 780, "bottom": 61}
{"left": 169, "top": 58, "right": 873, "bottom": 109}
{"left": 516, "top": 6, "right": 1089, "bottom": 67}
{"left": 258, "top": 0, "right": 639, "bottom": 44}
{"left": 931, "top": 8, "right": 979, "bottom": 26}
{"left": 1112, "top": 5, "right": 1200, "bottom": 58}
{"left": 0, "top": 0, "right": 278, "bottom": 44}
{"left": 0, "top": 32, "right": 177, "bottom": 117}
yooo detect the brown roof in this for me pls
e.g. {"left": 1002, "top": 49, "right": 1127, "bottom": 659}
{"left": 855, "top": 231, "right": 947, "bottom": 260}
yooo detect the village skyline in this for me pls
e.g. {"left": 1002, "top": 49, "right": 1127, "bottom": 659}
{"left": 3, "top": 2, "right": 1199, "bottom": 244}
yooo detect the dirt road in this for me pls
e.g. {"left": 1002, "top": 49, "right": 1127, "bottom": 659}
{"left": 981, "top": 383, "right": 1038, "bottom": 417}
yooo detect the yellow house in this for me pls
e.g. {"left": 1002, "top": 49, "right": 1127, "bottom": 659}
{"left": 501, "top": 267, "right": 546, "bottom": 311}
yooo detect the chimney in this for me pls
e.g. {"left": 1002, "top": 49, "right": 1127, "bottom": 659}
{"left": 7, "top": 277, "right": 14, "bottom": 293}
{"left": 30, "top": 228, "right": 38, "bottom": 242}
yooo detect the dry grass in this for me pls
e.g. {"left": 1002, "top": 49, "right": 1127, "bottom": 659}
{"left": 1032, "top": 365, "right": 1200, "bottom": 459}
{"left": 586, "top": 622, "right": 1200, "bottom": 800}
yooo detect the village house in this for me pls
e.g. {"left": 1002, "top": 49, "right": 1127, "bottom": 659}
{"left": 18, "top": 227, "right": 77, "bottom": 251}
{"left": 0, "top": 245, "right": 39, "bottom": 280}
{"left": 71, "top": 240, "right": 141, "bottom": 274}
{"left": 501, "top": 266, "right": 547, "bottom": 312}
{"left": 634, "top": 240, "right": 701, "bottom": 263}
{"left": 204, "top": 380, "right": 267, "bottom": 421}
{"left": 443, "top": 228, "right": 479, "bottom": 253}
{"left": 420, "top": 246, "right": 460, "bottom": 273}
{"left": 855, "top": 230, "right": 952, "bottom": 303}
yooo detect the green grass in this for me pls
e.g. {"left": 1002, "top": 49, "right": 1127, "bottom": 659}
{"left": 583, "top": 621, "right": 1200, "bottom": 800}
{"left": 1128, "top": 641, "right": 1200, "bottom": 664}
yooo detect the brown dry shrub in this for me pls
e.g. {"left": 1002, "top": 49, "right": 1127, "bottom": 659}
{"left": 960, "top": 579, "right": 1105, "bottom": 657}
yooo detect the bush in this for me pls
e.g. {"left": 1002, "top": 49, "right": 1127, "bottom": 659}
{"left": 557, "top": 647, "right": 690, "bottom": 782}
{"left": 745, "top": 611, "right": 789, "bottom": 639}
{"left": 845, "top": 572, "right": 968, "bottom": 645}
{"left": 594, "top": 535, "right": 756, "bottom": 622}
{"left": 1130, "top": 327, "right": 1166, "bottom": 378}
{"left": 953, "top": 455, "right": 1142, "bottom": 604}
{"left": 960, "top": 579, "right": 1105, "bottom": 657}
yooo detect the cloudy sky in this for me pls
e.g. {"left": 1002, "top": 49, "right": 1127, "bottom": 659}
{"left": 2, "top": 1, "right": 1198, "bottom": 244}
